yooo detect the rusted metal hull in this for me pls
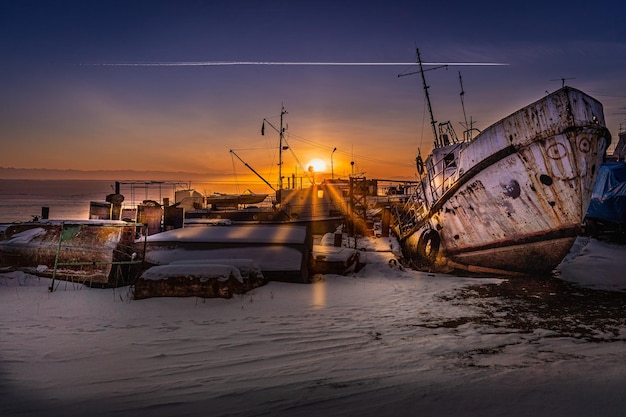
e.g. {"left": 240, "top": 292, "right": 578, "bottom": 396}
{"left": 0, "top": 220, "right": 138, "bottom": 285}
{"left": 397, "top": 88, "right": 611, "bottom": 275}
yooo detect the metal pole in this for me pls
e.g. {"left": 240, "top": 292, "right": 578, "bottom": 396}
{"left": 331, "top": 147, "right": 337, "bottom": 179}
{"left": 279, "top": 105, "right": 287, "bottom": 192}
{"left": 49, "top": 222, "right": 64, "bottom": 292}
{"left": 416, "top": 48, "right": 439, "bottom": 148}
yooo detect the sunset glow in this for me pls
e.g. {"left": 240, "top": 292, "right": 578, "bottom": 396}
{"left": 1, "top": 1, "right": 625, "bottom": 189}
{"left": 306, "top": 158, "right": 327, "bottom": 173}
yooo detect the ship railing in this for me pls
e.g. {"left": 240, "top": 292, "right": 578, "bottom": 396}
{"left": 425, "top": 145, "right": 462, "bottom": 203}
{"left": 390, "top": 184, "right": 429, "bottom": 238}
{"left": 390, "top": 142, "right": 463, "bottom": 239}
{"left": 392, "top": 155, "right": 459, "bottom": 237}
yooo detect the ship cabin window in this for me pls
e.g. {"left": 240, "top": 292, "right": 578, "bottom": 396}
{"left": 444, "top": 152, "right": 457, "bottom": 168}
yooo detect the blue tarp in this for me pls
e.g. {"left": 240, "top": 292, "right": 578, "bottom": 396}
{"left": 586, "top": 162, "right": 626, "bottom": 224}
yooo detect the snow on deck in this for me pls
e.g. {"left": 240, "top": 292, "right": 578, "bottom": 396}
{"left": 2, "top": 227, "right": 46, "bottom": 244}
{"left": 169, "top": 259, "right": 262, "bottom": 280}
{"left": 142, "top": 224, "right": 308, "bottom": 244}
{"left": 139, "top": 264, "right": 244, "bottom": 283}
{"left": 144, "top": 246, "right": 303, "bottom": 271}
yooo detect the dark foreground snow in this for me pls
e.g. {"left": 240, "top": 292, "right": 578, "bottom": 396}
{"left": 1, "top": 236, "right": 625, "bottom": 417}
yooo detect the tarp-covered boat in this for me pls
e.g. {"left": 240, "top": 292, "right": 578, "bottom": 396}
{"left": 585, "top": 162, "right": 626, "bottom": 234}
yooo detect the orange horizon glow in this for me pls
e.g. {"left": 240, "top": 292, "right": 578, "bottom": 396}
{"left": 3, "top": 2, "right": 626, "bottom": 200}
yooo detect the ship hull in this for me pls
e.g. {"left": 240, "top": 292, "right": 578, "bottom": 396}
{"left": 397, "top": 88, "right": 611, "bottom": 275}
{"left": 0, "top": 220, "right": 138, "bottom": 285}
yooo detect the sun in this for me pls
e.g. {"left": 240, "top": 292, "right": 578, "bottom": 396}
{"left": 306, "top": 158, "right": 327, "bottom": 172}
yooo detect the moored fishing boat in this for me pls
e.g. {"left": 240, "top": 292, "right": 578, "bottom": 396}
{"left": 393, "top": 50, "right": 611, "bottom": 275}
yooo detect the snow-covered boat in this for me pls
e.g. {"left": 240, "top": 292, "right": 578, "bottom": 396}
{"left": 175, "top": 189, "right": 269, "bottom": 209}
{"left": 393, "top": 51, "right": 611, "bottom": 275}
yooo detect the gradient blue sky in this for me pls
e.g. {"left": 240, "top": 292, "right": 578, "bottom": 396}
{"left": 2, "top": 0, "right": 625, "bottom": 190}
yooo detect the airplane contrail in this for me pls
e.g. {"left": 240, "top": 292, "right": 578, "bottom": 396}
{"left": 84, "top": 61, "right": 508, "bottom": 67}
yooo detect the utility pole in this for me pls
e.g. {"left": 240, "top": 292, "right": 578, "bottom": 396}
{"left": 278, "top": 105, "right": 287, "bottom": 192}
{"left": 262, "top": 105, "right": 288, "bottom": 200}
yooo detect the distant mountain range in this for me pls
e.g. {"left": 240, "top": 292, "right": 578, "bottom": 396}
{"left": 0, "top": 167, "right": 216, "bottom": 181}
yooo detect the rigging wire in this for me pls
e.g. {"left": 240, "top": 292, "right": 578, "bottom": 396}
{"left": 232, "top": 130, "right": 415, "bottom": 169}
{"left": 258, "top": 106, "right": 415, "bottom": 169}
{"left": 263, "top": 130, "right": 278, "bottom": 190}
{"left": 230, "top": 151, "right": 240, "bottom": 193}
{"left": 284, "top": 131, "right": 415, "bottom": 168}
{"left": 232, "top": 114, "right": 420, "bottom": 186}
{"left": 283, "top": 134, "right": 314, "bottom": 183}
{"left": 420, "top": 92, "right": 428, "bottom": 153}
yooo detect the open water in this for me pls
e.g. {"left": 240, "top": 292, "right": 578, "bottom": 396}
{"left": 0, "top": 179, "right": 113, "bottom": 223}
{"left": 0, "top": 179, "right": 241, "bottom": 223}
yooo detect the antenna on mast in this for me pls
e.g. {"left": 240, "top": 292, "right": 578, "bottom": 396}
{"left": 458, "top": 72, "right": 479, "bottom": 141}
{"left": 550, "top": 77, "right": 576, "bottom": 88}
{"left": 261, "top": 104, "right": 288, "bottom": 195}
{"left": 459, "top": 72, "right": 469, "bottom": 135}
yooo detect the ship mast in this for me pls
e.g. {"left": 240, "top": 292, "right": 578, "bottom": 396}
{"left": 278, "top": 104, "right": 287, "bottom": 192}
{"left": 261, "top": 105, "right": 288, "bottom": 198}
{"left": 416, "top": 48, "right": 439, "bottom": 148}
{"left": 398, "top": 48, "right": 448, "bottom": 148}
{"left": 458, "top": 71, "right": 480, "bottom": 142}
{"left": 459, "top": 71, "right": 469, "bottom": 136}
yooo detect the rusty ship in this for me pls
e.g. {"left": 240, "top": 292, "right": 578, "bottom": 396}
{"left": 392, "top": 50, "right": 611, "bottom": 275}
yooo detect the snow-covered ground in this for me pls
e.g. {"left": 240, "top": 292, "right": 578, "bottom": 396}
{"left": 1, "top": 235, "right": 625, "bottom": 417}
